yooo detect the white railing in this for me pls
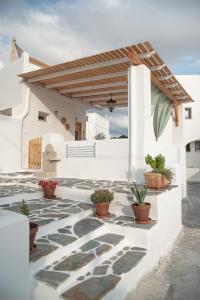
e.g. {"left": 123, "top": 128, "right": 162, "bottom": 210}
{"left": 66, "top": 143, "right": 96, "bottom": 158}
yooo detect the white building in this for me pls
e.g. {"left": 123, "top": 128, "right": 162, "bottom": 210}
{"left": 1, "top": 41, "right": 200, "bottom": 300}
{"left": 175, "top": 76, "right": 200, "bottom": 181}
{"left": 0, "top": 41, "right": 200, "bottom": 194}
{"left": 86, "top": 112, "right": 110, "bottom": 140}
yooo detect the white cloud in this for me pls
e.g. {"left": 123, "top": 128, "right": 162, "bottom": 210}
{"left": 0, "top": 0, "right": 199, "bottom": 135}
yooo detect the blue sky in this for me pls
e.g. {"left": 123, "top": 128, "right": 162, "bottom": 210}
{"left": 0, "top": 0, "right": 199, "bottom": 136}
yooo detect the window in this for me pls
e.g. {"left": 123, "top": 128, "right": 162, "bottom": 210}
{"left": 186, "top": 143, "right": 191, "bottom": 152}
{"left": 38, "top": 111, "right": 49, "bottom": 122}
{"left": 195, "top": 141, "right": 200, "bottom": 152}
{"left": 185, "top": 107, "right": 192, "bottom": 119}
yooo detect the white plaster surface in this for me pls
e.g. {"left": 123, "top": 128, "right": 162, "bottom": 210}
{"left": 0, "top": 210, "right": 29, "bottom": 300}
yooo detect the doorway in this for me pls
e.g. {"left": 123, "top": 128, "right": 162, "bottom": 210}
{"left": 75, "top": 122, "right": 82, "bottom": 141}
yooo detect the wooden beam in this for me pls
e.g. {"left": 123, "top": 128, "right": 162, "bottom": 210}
{"left": 174, "top": 102, "right": 180, "bottom": 127}
{"left": 27, "top": 56, "right": 130, "bottom": 83}
{"left": 29, "top": 57, "right": 49, "bottom": 68}
{"left": 151, "top": 75, "right": 178, "bottom": 103}
{"left": 128, "top": 51, "right": 178, "bottom": 103}
{"left": 59, "top": 81, "right": 127, "bottom": 93}
{"left": 70, "top": 89, "right": 128, "bottom": 98}
{"left": 45, "top": 71, "right": 127, "bottom": 88}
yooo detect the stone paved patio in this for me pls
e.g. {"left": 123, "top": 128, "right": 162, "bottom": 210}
{"left": 34, "top": 229, "right": 146, "bottom": 299}
{"left": 0, "top": 172, "right": 178, "bottom": 196}
{"left": 0, "top": 197, "right": 93, "bottom": 227}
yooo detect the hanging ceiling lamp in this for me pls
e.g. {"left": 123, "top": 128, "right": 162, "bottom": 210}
{"left": 106, "top": 94, "right": 116, "bottom": 112}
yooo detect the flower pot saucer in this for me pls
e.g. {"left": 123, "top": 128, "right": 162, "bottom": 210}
{"left": 135, "top": 218, "right": 151, "bottom": 224}
{"left": 44, "top": 195, "right": 57, "bottom": 200}
{"left": 95, "top": 212, "right": 110, "bottom": 219}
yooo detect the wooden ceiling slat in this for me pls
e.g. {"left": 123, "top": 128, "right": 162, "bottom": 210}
{"left": 19, "top": 41, "right": 193, "bottom": 103}
{"left": 57, "top": 76, "right": 127, "bottom": 90}
{"left": 67, "top": 85, "right": 128, "bottom": 95}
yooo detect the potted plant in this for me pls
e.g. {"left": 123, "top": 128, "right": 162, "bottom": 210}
{"left": 129, "top": 182, "right": 150, "bottom": 224}
{"left": 20, "top": 200, "right": 38, "bottom": 254}
{"left": 91, "top": 189, "right": 113, "bottom": 218}
{"left": 144, "top": 154, "right": 173, "bottom": 189}
{"left": 38, "top": 180, "right": 58, "bottom": 198}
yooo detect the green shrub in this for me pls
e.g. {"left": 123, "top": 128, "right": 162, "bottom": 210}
{"left": 128, "top": 182, "right": 147, "bottom": 206}
{"left": 145, "top": 154, "right": 174, "bottom": 181}
{"left": 91, "top": 189, "right": 113, "bottom": 204}
{"left": 20, "top": 200, "right": 30, "bottom": 216}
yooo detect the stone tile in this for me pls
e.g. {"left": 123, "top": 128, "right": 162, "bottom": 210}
{"left": 74, "top": 218, "right": 103, "bottom": 238}
{"left": 62, "top": 275, "right": 121, "bottom": 300}
{"left": 93, "top": 265, "right": 109, "bottom": 275}
{"left": 47, "top": 234, "right": 76, "bottom": 246}
{"left": 103, "top": 260, "right": 111, "bottom": 265}
{"left": 58, "top": 228, "right": 72, "bottom": 234}
{"left": 40, "top": 213, "right": 70, "bottom": 219}
{"left": 114, "top": 215, "right": 134, "bottom": 222}
{"left": 95, "top": 244, "right": 112, "bottom": 256}
{"left": 57, "top": 203, "right": 71, "bottom": 207}
{"left": 113, "top": 251, "right": 146, "bottom": 275}
{"left": 123, "top": 221, "right": 157, "bottom": 230}
{"left": 111, "top": 256, "right": 118, "bottom": 261}
{"left": 95, "top": 233, "right": 124, "bottom": 245}
{"left": 77, "top": 276, "right": 84, "bottom": 281}
{"left": 77, "top": 202, "right": 93, "bottom": 211}
{"left": 54, "top": 253, "right": 95, "bottom": 271}
{"left": 36, "top": 238, "right": 50, "bottom": 244}
{"left": 63, "top": 207, "right": 82, "bottom": 214}
{"left": 30, "top": 244, "right": 58, "bottom": 262}
{"left": 131, "top": 247, "right": 146, "bottom": 251}
{"left": 34, "top": 218, "right": 54, "bottom": 226}
{"left": 80, "top": 240, "right": 100, "bottom": 252}
{"left": 34, "top": 270, "right": 69, "bottom": 288}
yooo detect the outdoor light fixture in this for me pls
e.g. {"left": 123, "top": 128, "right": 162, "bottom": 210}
{"left": 106, "top": 94, "right": 116, "bottom": 112}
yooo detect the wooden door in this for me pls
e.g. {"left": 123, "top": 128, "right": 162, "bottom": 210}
{"left": 28, "top": 137, "right": 42, "bottom": 169}
{"left": 75, "top": 122, "right": 82, "bottom": 141}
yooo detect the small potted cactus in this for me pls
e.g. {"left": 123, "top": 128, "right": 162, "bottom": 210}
{"left": 129, "top": 182, "right": 150, "bottom": 224}
{"left": 144, "top": 154, "right": 173, "bottom": 189}
{"left": 20, "top": 200, "right": 38, "bottom": 254}
{"left": 91, "top": 189, "right": 113, "bottom": 218}
{"left": 38, "top": 180, "right": 58, "bottom": 199}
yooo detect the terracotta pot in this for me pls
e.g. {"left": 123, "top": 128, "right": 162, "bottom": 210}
{"left": 144, "top": 172, "right": 170, "bottom": 189}
{"left": 132, "top": 203, "right": 151, "bottom": 224}
{"left": 29, "top": 222, "right": 38, "bottom": 254}
{"left": 43, "top": 187, "right": 56, "bottom": 199}
{"left": 95, "top": 202, "right": 110, "bottom": 218}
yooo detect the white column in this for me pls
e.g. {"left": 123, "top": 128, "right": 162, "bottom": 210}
{"left": 128, "top": 64, "right": 152, "bottom": 181}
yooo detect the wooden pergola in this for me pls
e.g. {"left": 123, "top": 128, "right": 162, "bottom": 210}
{"left": 19, "top": 41, "right": 193, "bottom": 112}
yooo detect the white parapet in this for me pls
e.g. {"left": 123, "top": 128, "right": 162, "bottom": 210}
{"left": 0, "top": 210, "right": 29, "bottom": 300}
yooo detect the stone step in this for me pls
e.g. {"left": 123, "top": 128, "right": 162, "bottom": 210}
{"left": 60, "top": 246, "right": 147, "bottom": 300}
{"left": 30, "top": 216, "right": 107, "bottom": 273}
{"left": 1, "top": 196, "right": 94, "bottom": 236}
{"left": 33, "top": 232, "right": 126, "bottom": 296}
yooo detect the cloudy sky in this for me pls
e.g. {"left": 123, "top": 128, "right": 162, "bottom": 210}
{"left": 0, "top": 0, "right": 200, "bottom": 136}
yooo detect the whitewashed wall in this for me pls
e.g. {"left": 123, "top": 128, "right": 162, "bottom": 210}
{"left": 47, "top": 138, "right": 129, "bottom": 180}
{"left": 86, "top": 112, "right": 110, "bottom": 140}
{"left": 0, "top": 56, "right": 25, "bottom": 111}
{"left": 0, "top": 211, "right": 29, "bottom": 300}
{"left": 0, "top": 116, "right": 22, "bottom": 172}
{"left": 22, "top": 85, "right": 89, "bottom": 168}
{"left": 176, "top": 75, "right": 200, "bottom": 145}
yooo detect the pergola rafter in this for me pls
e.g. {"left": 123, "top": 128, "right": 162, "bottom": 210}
{"left": 19, "top": 41, "right": 193, "bottom": 108}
